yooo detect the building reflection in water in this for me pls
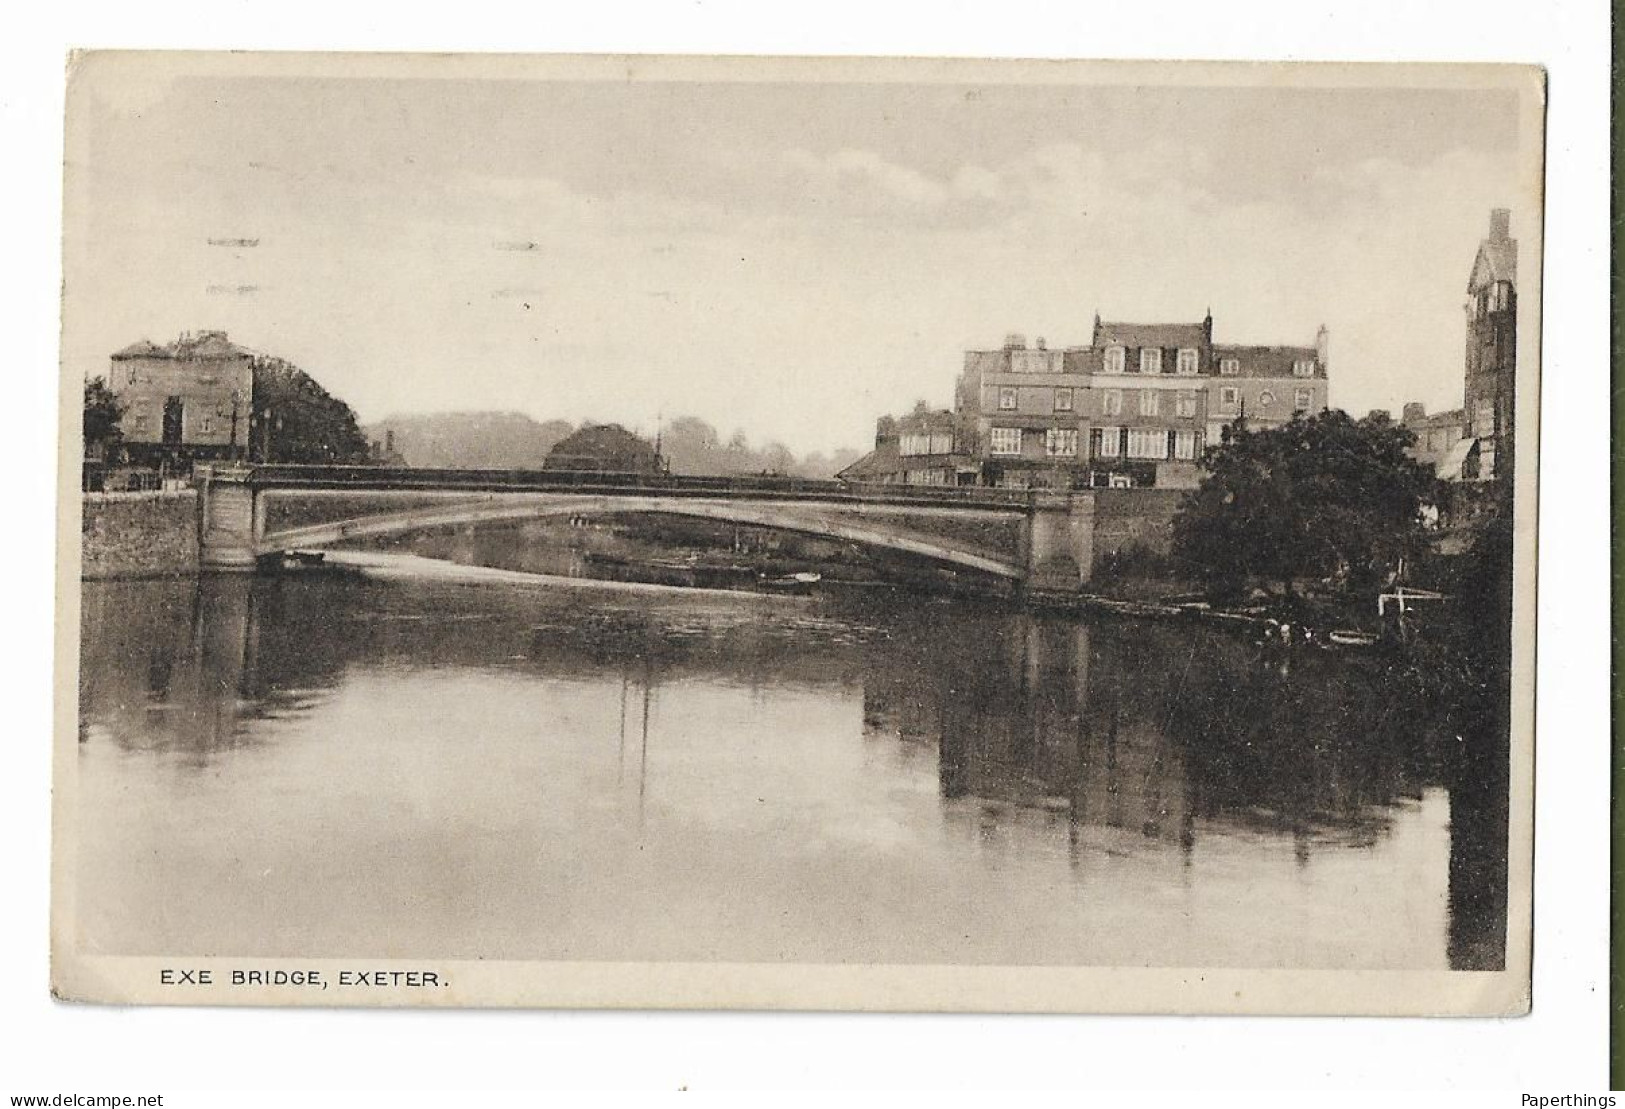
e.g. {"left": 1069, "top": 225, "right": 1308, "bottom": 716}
{"left": 79, "top": 572, "right": 1509, "bottom": 970}
{"left": 859, "top": 609, "right": 1509, "bottom": 971}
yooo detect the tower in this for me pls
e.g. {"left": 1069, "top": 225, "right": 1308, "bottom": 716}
{"left": 1464, "top": 208, "right": 1517, "bottom": 481}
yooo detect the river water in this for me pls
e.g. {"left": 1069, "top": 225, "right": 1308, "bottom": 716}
{"left": 75, "top": 553, "right": 1508, "bottom": 970}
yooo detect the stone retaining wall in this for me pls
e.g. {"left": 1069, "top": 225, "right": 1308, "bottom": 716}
{"left": 81, "top": 490, "right": 198, "bottom": 578}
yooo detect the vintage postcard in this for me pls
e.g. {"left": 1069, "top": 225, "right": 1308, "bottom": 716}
{"left": 54, "top": 52, "right": 1542, "bottom": 1013}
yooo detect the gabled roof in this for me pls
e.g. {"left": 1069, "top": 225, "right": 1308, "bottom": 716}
{"left": 1467, "top": 236, "right": 1517, "bottom": 293}
{"left": 836, "top": 444, "right": 900, "bottom": 483}
{"left": 1212, "top": 344, "right": 1323, "bottom": 379}
{"left": 1437, "top": 437, "right": 1479, "bottom": 480}
{"left": 1092, "top": 321, "right": 1207, "bottom": 350}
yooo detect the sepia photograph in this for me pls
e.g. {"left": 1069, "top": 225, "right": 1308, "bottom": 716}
{"left": 53, "top": 52, "right": 1541, "bottom": 1014}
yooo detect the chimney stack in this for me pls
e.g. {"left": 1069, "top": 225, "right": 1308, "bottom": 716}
{"left": 1315, "top": 324, "right": 1329, "bottom": 369}
{"left": 1402, "top": 402, "right": 1427, "bottom": 425}
{"left": 1489, "top": 208, "right": 1511, "bottom": 242}
{"left": 1003, "top": 333, "right": 1027, "bottom": 351}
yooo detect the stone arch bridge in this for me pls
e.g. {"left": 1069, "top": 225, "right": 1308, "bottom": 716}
{"left": 195, "top": 464, "right": 1100, "bottom": 589}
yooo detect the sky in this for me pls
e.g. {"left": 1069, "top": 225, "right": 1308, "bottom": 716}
{"left": 64, "top": 62, "right": 1536, "bottom": 455}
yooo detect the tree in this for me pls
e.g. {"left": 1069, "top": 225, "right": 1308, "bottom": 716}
{"left": 1172, "top": 410, "right": 1435, "bottom": 598}
{"left": 249, "top": 355, "right": 371, "bottom": 464}
{"left": 83, "top": 377, "right": 124, "bottom": 459}
{"left": 544, "top": 423, "right": 662, "bottom": 473}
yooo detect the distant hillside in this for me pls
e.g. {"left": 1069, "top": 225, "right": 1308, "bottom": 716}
{"left": 365, "top": 410, "right": 863, "bottom": 479}
{"left": 365, "top": 411, "right": 574, "bottom": 469}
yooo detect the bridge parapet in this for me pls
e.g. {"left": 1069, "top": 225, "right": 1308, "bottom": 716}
{"left": 194, "top": 465, "right": 1100, "bottom": 588}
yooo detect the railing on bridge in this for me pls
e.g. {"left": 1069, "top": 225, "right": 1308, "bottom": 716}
{"left": 211, "top": 464, "right": 1040, "bottom": 510}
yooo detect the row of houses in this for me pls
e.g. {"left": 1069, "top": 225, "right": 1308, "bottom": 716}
{"left": 841, "top": 312, "right": 1330, "bottom": 490}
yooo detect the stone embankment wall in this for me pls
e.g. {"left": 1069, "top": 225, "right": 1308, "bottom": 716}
{"left": 81, "top": 491, "right": 198, "bottom": 578}
{"left": 1090, "top": 488, "right": 1187, "bottom": 565}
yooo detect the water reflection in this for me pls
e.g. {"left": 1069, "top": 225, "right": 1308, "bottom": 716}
{"left": 77, "top": 569, "right": 1507, "bottom": 969}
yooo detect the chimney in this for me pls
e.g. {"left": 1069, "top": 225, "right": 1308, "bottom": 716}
{"left": 1489, "top": 208, "right": 1511, "bottom": 242}
{"left": 1035, "top": 336, "right": 1046, "bottom": 351}
{"left": 385, "top": 429, "right": 395, "bottom": 454}
{"left": 1315, "top": 324, "right": 1329, "bottom": 369}
{"left": 1402, "top": 401, "right": 1427, "bottom": 425}
{"left": 1003, "top": 333, "right": 1027, "bottom": 351}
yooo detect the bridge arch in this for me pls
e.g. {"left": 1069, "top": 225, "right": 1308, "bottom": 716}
{"left": 256, "top": 493, "right": 1025, "bottom": 580}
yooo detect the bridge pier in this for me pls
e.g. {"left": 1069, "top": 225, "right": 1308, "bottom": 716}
{"left": 1021, "top": 491, "right": 1096, "bottom": 591}
{"left": 197, "top": 464, "right": 262, "bottom": 572}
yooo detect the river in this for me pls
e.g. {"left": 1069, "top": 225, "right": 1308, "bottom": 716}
{"left": 74, "top": 552, "right": 1508, "bottom": 970}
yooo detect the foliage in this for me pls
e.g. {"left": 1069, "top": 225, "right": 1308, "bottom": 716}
{"left": 250, "top": 356, "right": 372, "bottom": 464}
{"left": 658, "top": 415, "right": 861, "bottom": 479}
{"left": 544, "top": 423, "right": 663, "bottom": 473}
{"left": 365, "top": 412, "right": 575, "bottom": 468}
{"left": 1172, "top": 410, "right": 1435, "bottom": 597}
{"left": 83, "top": 377, "right": 124, "bottom": 456}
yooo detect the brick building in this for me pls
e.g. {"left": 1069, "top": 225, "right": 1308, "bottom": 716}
{"left": 836, "top": 406, "right": 976, "bottom": 487}
{"left": 107, "top": 331, "right": 254, "bottom": 469}
{"left": 846, "top": 313, "right": 1330, "bottom": 491}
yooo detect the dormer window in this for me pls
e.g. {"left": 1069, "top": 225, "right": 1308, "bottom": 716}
{"left": 1104, "top": 346, "right": 1126, "bottom": 374}
{"left": 1176, "top": 348, "right": 1199, "bottom": 375}
{"left": 998, "top": 387, "right": 1018, "bottom": 411}
{"left": 1292, "top": 359, "right": 1315, "bottom": 378}
{"left": 1220, "top": 357, "right": 1239, "bottom": 376}
{"left": 1140, "top": 348, "right": 1162, "bottom": 374}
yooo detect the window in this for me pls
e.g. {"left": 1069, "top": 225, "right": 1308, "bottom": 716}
{"left": 1104, "top": 346, "right": 1126, "bottom": 374}
{"left": 1139, "top": 390, "right": 1160, "bottom": 417}
{"left": 1259, "top": 390, "right": 1276, "bottom": 409}
{"left": 1176, "top": 391, "right": 1198, "bottom": 418}
{"left": 1127, "top": 428, "right": 1167, "bottom": 459}
{"left": 1139, "top": 347, "right": 1162, "bottom": 374}
{"left": 901, "top": 432, "right": 947, "bottom": 456}
{"left": 1292, "top": 359, "right": 1315, "bottom": 377}
{"left": 126, "top": 366, "right": 138, "bottom": 385}
{"left": 990, "top": 427, "right": 1023, "bottom": 456}
{"left": 998, "top": 387, "right": 1017, "bottom": 411}
{"left": 1220, "top": 357, "right": 1239, "bottom": 376}
{"left": 1177, "top": 348, "right": 1199, "bottom": 375}
{"left": 200, "top": 416, "right": 214, "bottom": 434}
{"left": 1173, "top": 428, "right": 1198, "bottom": 460}
{"left": 1294, "top": 388, "right": 1313, "bottom": 412}
{"left": 1220, "top": 386, "right": 1240, "bottom": 411}
{"left": 1102, "top": 389, "right": 1123, "bottom": 416}
{"left": 1044, "top": 428, "right": 1078, "bottom": 457}
{"left": 1095, "top": 426, "right": 1121, "bottom": 458}
{"left": 1053, "top": 387, "right": 1073, "bottom": 412}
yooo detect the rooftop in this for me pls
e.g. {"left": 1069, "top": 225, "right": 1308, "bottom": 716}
{"left": 1091, "top": 319, "right": 1208, "bottom": 350}
{"left": 111, "top": 330, "right": 253, "bottom": 361}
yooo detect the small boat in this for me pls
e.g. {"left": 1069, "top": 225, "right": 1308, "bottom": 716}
{"left": 283, "top": 550, "right": 327, "bottom": 567}
{"left": 1327, "top": 629, "right": 1380, "bottom": 647}
{"left": 757, "top": 571, "right": 822, "bottom": 594}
